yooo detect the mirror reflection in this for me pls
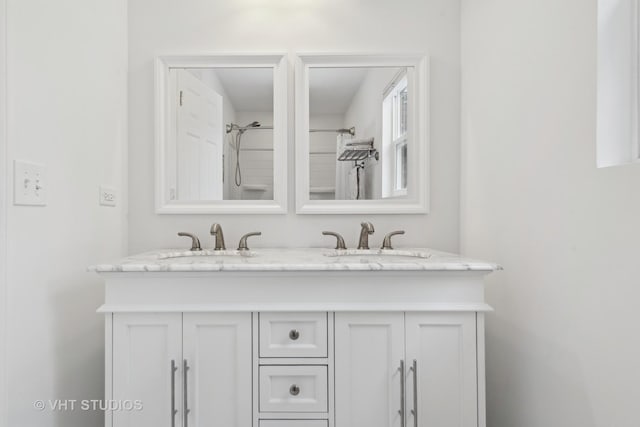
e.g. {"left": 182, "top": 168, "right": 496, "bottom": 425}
{"left": 308, "top": 66, "right": 409, "bottom": 201}
{"left": 167, "top": 67, "right": 274, "bottom": 201}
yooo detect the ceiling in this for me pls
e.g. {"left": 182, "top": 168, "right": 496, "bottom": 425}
{"left": 308, "top": 68, "right": 368, "bottom": 115}
{"left": 195, "top": 67, "right": 391, "bottom": 116}
{"left": 211, "top": 67, "right": 274, "bottom": 112}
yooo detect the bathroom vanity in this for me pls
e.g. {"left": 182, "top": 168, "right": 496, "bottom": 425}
{"left": 92, "top": 248, "right": 498, "bottom": 427}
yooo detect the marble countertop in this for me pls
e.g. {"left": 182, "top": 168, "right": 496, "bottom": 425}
{"left": 89, "top": 248, "right": 501, "bottom": 273}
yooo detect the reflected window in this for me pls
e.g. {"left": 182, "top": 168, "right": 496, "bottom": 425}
{"left": 382, "top": 72, "right": 408, "bottom": 197}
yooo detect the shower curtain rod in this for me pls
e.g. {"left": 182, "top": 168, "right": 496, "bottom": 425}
{"left": 310, "top": 127, "right": 355, "bottom": 136}
{"left": 227, "top": 125, "right": 355, "bottom": 135}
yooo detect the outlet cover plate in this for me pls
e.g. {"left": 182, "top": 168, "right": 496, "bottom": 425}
{"left": 99, "top": 186, "right": 117, "bottom": 207}
{"left": 13, "top": 160, "right": 46, "bottom": 206}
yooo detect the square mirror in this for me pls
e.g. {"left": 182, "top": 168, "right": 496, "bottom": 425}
{"left": 295, "top": 54, "right": 429, "bottom": 214}
{"left": 155, "top": 55, "right": 287, "bottom": 214}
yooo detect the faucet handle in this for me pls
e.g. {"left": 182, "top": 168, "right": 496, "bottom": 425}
{"left": 322, "top": 231, "right": 347, "bottom": 250}
{"left": 381, "top": 230, "right": 405, "bottom": 250}
{"left": 177, "top": 232, "right": 202, "bottom": 251}
{"left": 238, "top": 232, "right": 261, "bottom": 251}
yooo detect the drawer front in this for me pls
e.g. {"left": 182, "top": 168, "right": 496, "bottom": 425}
{"left": 260, "top": 421, "right": 328, "bottom": 427}
{"left": 259, "top": 312, "right": 328, "bottom": 358}
{"left": 259, "top": 365, "right": 328, "bottom": 413}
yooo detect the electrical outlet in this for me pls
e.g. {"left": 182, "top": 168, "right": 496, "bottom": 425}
{"left": 14, "top": 160, "right": 46, "bottom": 206}
{"left": 99, "top": 186, "right": 117, "bottom": 207}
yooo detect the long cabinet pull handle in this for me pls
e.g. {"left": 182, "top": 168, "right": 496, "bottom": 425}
{"left": 170, "top": 360, "right": 178, "bottom": 427}
{"left": 183, "top": 359, "right": 190, "bottom": 427}
{"left": 399, "top": 360, "right": 405, "bottom": 427}
{"left": 410, "top": 359, "right": 418, "bottom": 427}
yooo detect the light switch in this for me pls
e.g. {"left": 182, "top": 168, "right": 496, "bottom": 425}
{"left": 99, "top": 186, "right": 117, "bottom": 207}
{"left": 13, "top": 160, "right": 46, "bottom": 206}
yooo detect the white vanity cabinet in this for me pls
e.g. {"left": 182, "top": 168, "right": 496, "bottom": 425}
{"left": 334, "top": 312, "right": 478, "bottom": 427}
{"left": 94, "top": 249, "right": 498, "bottom": 427}
{"left": 111, "top": 312, "right": 252, "bottom": 427}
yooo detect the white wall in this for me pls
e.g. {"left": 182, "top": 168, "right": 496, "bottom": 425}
{"left": 461, "top": 1, "right": 640, "bottom": 426}
{"left": 0, "top": 0, "right": 7, "bottom": 424}
{"left": 128, "top": 0, "right": 462, "bottom": 252}
{"left": 4, "top": 0, "right": 128, "bottom": 426}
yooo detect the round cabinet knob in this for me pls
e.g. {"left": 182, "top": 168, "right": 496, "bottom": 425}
{"left": 289, "top": 329, "right": 300, "bottom": 340}
{"left": 289, "top": 384, "right": 300, "bottom": 396}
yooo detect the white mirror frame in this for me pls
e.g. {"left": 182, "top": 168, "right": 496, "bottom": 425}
{"left": 295, "top": 53, "right": 429, "bottom": 215}
{"left": 155, "top": 54, "right": 288, "bottom": 214}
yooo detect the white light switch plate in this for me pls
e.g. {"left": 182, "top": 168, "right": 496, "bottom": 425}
{"left": 13, "top": 160, "right": 46, "bottom": 206}
{"left": 99, "top": 186, "right": 117, "bottom": 207}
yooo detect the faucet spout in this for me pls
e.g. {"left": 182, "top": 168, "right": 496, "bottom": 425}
{"left": 210, "top": 223, "right": 226, "bottom": 250}
{"left": 357, "top": 222, "right": 375, "bottom": 250}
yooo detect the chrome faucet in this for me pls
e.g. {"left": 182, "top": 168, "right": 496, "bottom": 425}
{"left": 210, "top": 223, "right": 226, "bottom": 250}
{"left": 357, "top": 222, "right": 375, "bottom": 250}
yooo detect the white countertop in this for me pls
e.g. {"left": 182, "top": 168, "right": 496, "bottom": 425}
{"left": 90, "top": 248, "right": 501, "bottom": 273}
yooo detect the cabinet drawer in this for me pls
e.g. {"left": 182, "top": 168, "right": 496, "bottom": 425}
{"left": 260, "top": 421, "right": 328, "bottom": 427}
{"left": 259, "top": 365, "right": 328, "bottom": 413}
{"left": 259, "top": 312, "right": 328, "bottom": 358}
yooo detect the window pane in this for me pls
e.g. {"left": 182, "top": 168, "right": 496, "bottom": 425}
{"left": 396, "top": 143, "right": 407, "bottom": 190}
{"left": 400, "top": 86, "right": 408, "bottom": 136}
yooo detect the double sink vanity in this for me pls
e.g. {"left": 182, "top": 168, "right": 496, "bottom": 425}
{"left": 93, "top": 52, "right": 498, "bottom": 427}
{"left": 91, "top": 223, "right": 499, "bottom": 427}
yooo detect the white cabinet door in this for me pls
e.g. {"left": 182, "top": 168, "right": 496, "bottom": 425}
{"left": 405, "top": 313, "right": 478, "bottom": 427}
{"left": 335, "top": 312, "right": 405, "bottom": 427}
{"left": 182, "top": 313, "right": 252, "bottom": 427}
{"left": 113, "top": 313, "right": 183, "bottom": 427}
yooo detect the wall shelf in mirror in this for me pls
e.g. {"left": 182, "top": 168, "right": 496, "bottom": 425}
{"left": 295, "top": 53, "right": 429, "bottom": 214}
{"left": 155, "top": 54, "right": 288, "bottom": 214}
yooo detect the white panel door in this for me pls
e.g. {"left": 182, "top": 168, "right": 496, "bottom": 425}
{"left": 335, "top": 312, "right": 404, "bottom": 427}
{"left": 176, "top": 69, "right": 223, "bottom": 200}
{"left": 112, "top": 313, "right": 183, "bottom": 427}
{"left": 182, "top": 313, "right": 252, "bottom": 427}
{"left": 405, "top": 313, "right": 478, "bottom": 427}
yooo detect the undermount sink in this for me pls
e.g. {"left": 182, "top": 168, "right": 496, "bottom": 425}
{"left": 324, "top": 249, "right": 431, "bottom": 259}
{"left": 157, "top": 250, "right": 256, "bottom": 260}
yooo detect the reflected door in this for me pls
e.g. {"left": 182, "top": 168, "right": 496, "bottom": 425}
{"left": 176, "top": 69, "right": 223, "bottom": 200}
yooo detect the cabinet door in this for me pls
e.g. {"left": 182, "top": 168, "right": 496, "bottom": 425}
{"left": 182, "top": 313, "right": 252, "bottom": 427}
{"left": 113, "top": 313, "right": 183, "bottom": 427}
{"left": 405, "top": 313, "right": 478, "bottom": 427}
{"left": 335, "top": 312, "right": 405, "bottom": 427}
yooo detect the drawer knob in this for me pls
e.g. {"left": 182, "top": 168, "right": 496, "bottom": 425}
{"left": 289, "top": 329, "right": 300, "bottom": 340}
{"left": 289, "top": 384, "right": 300, "bottom": 396}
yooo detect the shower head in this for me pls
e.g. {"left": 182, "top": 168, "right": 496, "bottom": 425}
{"left": 226, "top": 121, "right": 262, "bottom": 134}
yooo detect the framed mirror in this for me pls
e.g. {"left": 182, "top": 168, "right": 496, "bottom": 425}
{"left": 295, "top": 54, "right": 429, "bottom": 214}
{"left": 155, "top": 54, "right": 287, "bottom": 214}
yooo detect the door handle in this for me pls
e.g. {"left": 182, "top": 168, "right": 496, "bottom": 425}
{"left": 399, "top": 360, "right": 405, "bottom": 427}
{"left": 170, "top": 360, "right": 178, "bottom": 427}
{"left": 410, "top": 359, "right": 418, "bottom": 427}
{"left": 183, "top": 359, "right": 190, "bottom": 427}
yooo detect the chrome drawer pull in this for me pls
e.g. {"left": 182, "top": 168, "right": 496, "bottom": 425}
{"left": 410, "top": 359, "right": 418, "bottom": 427}
{"left": 170, "top": 360, "right": 178, "bottom": 427}
{"left": 399, "top": 360, "right": 405, "bottom": 427}
{"left": 289, "top": 329, "right": 300, "bottom": 340}
{"left": 289, "top": 384, "right": 300, "bottom": 396}
{"left": 183, "top": 359, "right": 190, "bottom": 427}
